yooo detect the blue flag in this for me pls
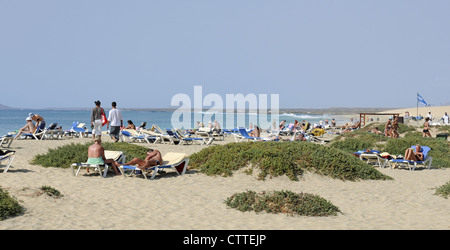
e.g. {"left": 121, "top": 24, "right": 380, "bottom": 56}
{"left": 417, "top": 93, "right": 428, "bottom": 106}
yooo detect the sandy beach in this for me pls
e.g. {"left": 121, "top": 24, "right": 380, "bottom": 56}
{"left": 1, "top": 107, "right": 449, "bottom": 230}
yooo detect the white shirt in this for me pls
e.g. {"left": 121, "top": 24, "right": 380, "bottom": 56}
{"left": 443, "top": 114, "right": 449, "bottom": 124}
{"left": 108, "top": 108, "right": 123, "bottom": 126}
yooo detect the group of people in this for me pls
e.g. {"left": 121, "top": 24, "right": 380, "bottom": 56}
{"left": 377, "top": 115, "right": 434, "bottom": 138}
{"left": 14, "top": 113, "right": 45, "bottom": 139}
{"left": 87, "top": 136, "right": 163, "bottom": 176}
{"left": 90, "top": 100, "right": 140, "bottom": 143}
{"left": 383, "top": 116, "right": 400, "bottom": 138}
{"left": 90, "top": 100, "right": 123, "bottom": 142}
{"left": 88, "top": 100, "right": 164, "bottom": 176}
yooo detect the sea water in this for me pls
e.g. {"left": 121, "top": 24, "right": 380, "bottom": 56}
{"left": 0, "top": 109, "right": 346, "bottom": 136}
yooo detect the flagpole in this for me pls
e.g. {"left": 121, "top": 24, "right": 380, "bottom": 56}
{"left": 417, "top": 100, "right": 418, "bottom": 117}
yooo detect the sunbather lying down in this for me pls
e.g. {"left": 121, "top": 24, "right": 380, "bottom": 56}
{"left": 116, "top": 149, "right": 163, "bottom": 170}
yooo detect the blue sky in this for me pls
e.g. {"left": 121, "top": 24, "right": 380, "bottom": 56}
{"left": 1, "top": 0, "right": 449, "bottom": 109}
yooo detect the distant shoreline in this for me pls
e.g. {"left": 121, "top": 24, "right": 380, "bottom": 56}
{"left": 0, "top": 105, "right": 395, "bottom": 115}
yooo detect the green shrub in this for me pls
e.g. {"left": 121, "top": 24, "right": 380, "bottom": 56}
{"left": 40, "top": 186, "right": 63, "bottom": 198}
{"left": 31, "top": 142, "right": 149, "bottom": 168}
{"left": 433, "top": 181, "right": 450, "bottom": 199}
{"left": 225, "top": 190, "right": 341, "bottom": 217}
{"left": 0, "top": 186, "right": 24, "bottom": 220}
{"left": 189, "top": 141, "right": 392, "bottom": 181}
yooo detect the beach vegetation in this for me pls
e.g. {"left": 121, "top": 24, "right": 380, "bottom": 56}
{"left": 433, "top": 181, "right": 450, "bottom": 199}
{"left": 31, "top": 142, "right": 148, "bottom": 168}
{"left": 0, "top": 186, "right": 24, "bottom": 220}
{"left": 40, "top": 186, "right": 63, "bottom": 198}
{"left": 189, "top": 141, "right": 392, "bottom": 181}
{"left": 225, "top": 190, "right": 341, "bottom": 217}
{"left": 330, "top": 126, "right": 450, "bottom": 169}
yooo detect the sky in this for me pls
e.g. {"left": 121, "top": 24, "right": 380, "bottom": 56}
{"left": 1, "top": 0, "right": 449, "bottom": 110}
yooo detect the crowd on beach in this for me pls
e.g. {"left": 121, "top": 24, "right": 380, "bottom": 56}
{"left": 5, "top": 100, "right": 450, "bottom": 176}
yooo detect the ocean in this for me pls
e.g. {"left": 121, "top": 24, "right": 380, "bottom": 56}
{"left": 0, "top": 109, "right": 346, "bottom": 136}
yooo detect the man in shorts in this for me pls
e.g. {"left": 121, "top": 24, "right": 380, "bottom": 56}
{"left": 87, "top": 137, "right": 121, "bottom": 175}
{"left": 107, "top": 101, "right": 123, "bottom": 142}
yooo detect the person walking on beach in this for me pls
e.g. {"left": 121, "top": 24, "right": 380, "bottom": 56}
{"left": 87, "top": 137, "right": 121, "bottom": 175}
{"left": 91, "top": 100, "right": 105, "bottom": 141}
{"left": 116, "top": 149, "right": 163, "bottom": 171}
{"left": 423, "top": 117, "right": 432, "bottom": 138}
{"left": 107, "top": 101, "right": 123, "bottom": 142}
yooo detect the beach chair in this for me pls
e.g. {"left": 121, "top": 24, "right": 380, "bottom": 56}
{"left": 22, "top": 121, "right": 47, "bottom": 140}
{"left": 147, "top": 124, "right": 174, "bottom": 143}
{"left": 40, "top": 123, "right": 63, "bottom": 140}
{"left": 177, "top": 128, "right": 214, "bottom": 145}
{"left": 0, "top": 150, "right": 15, "bottom": 173}
{"left": 121, "top": 129, "right": 160, "bottom": 143}
{"left": 166, "top": 129, "right": 211, "bottom": 145}
{"left": 233, "top": 127, "right": 265, "bottom": 142}
{"left": 353, "top": 150, "right": 388, "bottom": 168}
{"left": 70, "top": 150, "right": 125, "bottom": 178}
{"left": 119, "top": 152, "right": 189, "bottom": 180}
{"left": 140, "top": 129, "right": 167, "bottom": 144}
{"left": 65, "top": 121, "right": 88, "bottom": 137}
{"left": 279, "top": 123, "right": 295, "bottom": 135}
{"left": 195, "top": 127, "right": 212, "bottom": 137}
{"left": 389, "top": 146, "right": 433, "bottom": 171}
{"left": 0, "top": 134, "right": 14, "bottom": 148}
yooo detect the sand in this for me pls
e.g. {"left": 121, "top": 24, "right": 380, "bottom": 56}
{"left": 382, "top": 105, "right": 450, "bottom": 120}
{"left": 1, "top": 110, "right": 449, "bottom": 230}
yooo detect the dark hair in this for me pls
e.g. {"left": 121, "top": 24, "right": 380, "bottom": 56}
{"left": 127, "top": 120, "right": 133, "bottom": 124}
{"left": 94, "top": 100, "right": 101, "bottom": 106}
{"left": 112, "top": 101, "right": 117, "bottom": 107}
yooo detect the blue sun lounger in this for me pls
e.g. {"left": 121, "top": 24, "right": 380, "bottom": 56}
{"left": 389, "top": 146, "right": 433, "bottom": 171}
{"left": 233, "top": 127, "right": 264, "bottom": 142}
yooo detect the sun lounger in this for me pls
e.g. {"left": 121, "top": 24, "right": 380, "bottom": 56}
{"left": 279, "top": 123, "right": 295, "bottom": 135}
{"left": 353, "top": 150, "right": 388, "bottom": 168}
{"left": 145, "top": 124, "right": 174, "bottom": 143}
{"left": 121, "top": 129, "right": 160, "bottom": 143}
{"left": 39, "top": 123, "right": 63, "bottom": 140}
{"left": 0, "top": 134, "right": 14, "bottom": 148}
{"left": 21, "top": 121, "right": 47, "bottom": 140}
{"left": 166, "top": 129, "right": 213, "bottom": 145}
{"left": 65, "top": 121, "right": 89, "bottom": 137}
{"left": 233, "top": 127, "right": 265, "bottom": 142}
{"left": 0, "top": 150, "right": 15, "bottom": 173}
{"left": 388, "top": 146, "right": 433, "bottom": 171}
{"left": 119, "top": 152, "right": 189, "bottom": 180}
{"left": 70, "top": 151, "right": 124, "bottom": 177}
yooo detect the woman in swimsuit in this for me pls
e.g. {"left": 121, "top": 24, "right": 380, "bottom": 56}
{"left": 404, "top": 145, "right": 424, "bottom": 162}
{"left": 384, "top": 118, "right": 393, "bottom": 137}
{"left": 422, "top": 117, "right": 432, "bottom": 137}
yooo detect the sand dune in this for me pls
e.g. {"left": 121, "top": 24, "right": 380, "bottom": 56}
{"left": 1, "top": 130, "right": 449, "bottom": 230}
